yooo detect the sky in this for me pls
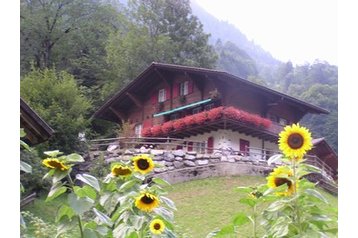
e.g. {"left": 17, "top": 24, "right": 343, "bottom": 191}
{"left": 194, "top": 0, "right": 337, "bottom": 66}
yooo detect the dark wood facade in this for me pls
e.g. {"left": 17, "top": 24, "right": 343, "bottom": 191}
{"left": 20, "top": 98, "right": 54, "bottom": 145}
{"left": 94, "top": 62, "right": 328, "bottom": 141}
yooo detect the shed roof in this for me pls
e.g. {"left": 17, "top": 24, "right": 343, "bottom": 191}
{"left": 20, "top": 98, "right": 54, "bottom": 145}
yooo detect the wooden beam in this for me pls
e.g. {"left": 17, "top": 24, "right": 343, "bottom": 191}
{"left": 126, "top": 92, "right": 143, "bottom": 108}
{"left": 109, "top": 107, "right": 126, "bottom": 122}
{"left": 154, "top": 68, "right": 170, "bottom": 87}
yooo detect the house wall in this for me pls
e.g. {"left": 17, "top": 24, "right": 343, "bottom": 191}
{"left": 186, "top": 129, "right": 278, "bottom": 159}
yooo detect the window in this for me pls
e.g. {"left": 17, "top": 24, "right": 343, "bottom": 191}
{"left": 134, "top": 124, "right": 142, "bottom": 138}
{"left": 158, "top": 89, "right": 166, "bottom": 102}
{"left": 179, "top": 81, "right": 189, "bottom": 96}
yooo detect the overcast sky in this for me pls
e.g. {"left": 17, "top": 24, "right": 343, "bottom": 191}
{"left": 194, "top": 0, "right": 337, "bottom": 66}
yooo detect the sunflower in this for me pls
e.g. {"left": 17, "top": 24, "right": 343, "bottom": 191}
{"left": 267, "top": 166, "right": 296, "bottom": 196}
{"left": 42, "top": 158, "right": 69, "bottom": 171}
{"left": 132, "top": 154, "right": 155, "bottom": 174}
{"left": 150, "top": 219, "right": 165, "bottom": 235}
{"left": 111, "top": 164, "right": 132, "bottom": 177}
{"left": 135, "top": 192, "right": 160, "bottom": 212}
{"left": 278, "top": 123, "right": 313, "bottom": 160}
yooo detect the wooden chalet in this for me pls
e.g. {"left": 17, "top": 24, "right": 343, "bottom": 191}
{"left": 20, "top": 98, "right": 54, "bottom": 145}
{"left": 93, "top": 62, "right": 332, "bottom": 163}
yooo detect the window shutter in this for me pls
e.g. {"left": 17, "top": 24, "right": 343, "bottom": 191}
{"left": 188, "top": 80, "right": 194, "bottom": 94}
{"left": 151, "top": 91, "right": 157, "bottom": 104}
{"left": 165, "top": 86, "right": 171, "bottom": 101}
{"left": 173, "top": 83, "right": 179, "bottom": 98}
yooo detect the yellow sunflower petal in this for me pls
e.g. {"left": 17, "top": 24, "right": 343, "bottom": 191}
{"left": 132, "top": 154, "right": 155, "bottom": 174}
{"left": 134, "top": 192, "right": 160, "bottom": 212}
{"left": 150, "top": 219, "right": 165, "bottom": 235}
{"left": 42, "top": 158, "right": 69, "bottom": 171}
{"left": 278, "top": 123, "right": 312, "bottom": 160}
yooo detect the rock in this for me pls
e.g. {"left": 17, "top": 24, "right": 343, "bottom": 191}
{"left": 167, "top": 166, "right": 175, "bottom": 171}
{"left": 154, "top": 155, "right": 164, "bottom": 161}
{"left": 140, "top": 147, "right": 150, "bottom": 153}
{"left": 165, "top": 162, "right": 173, "bottom": 166}
{"left": 163, "top": 153, "right": 175, "bottom": 161}
{"left": 220, "top": 156, "right": 228, "bottom": 162}
{"left": 107, "top": 144, "right": 118, "bottom": 152}
{"left": 228, "top": 158, "right": 235, "bottom": 163}
{"left": 124, "top": 150, "right": 134, "bottom": 155}
{"left": 210, "top": 154, "right": 221, "bottom": 159}
{"left": 151, "top": 149, "right": 164, "bottom": 156}
{"left": 173, "top": 161, "right": 184, "bottom": 169}
{"left": 173, "top": 150, "right": 185, "bottom": 157}
{"left": 185, "top": 154, "right": 196, "bottom": 161}
{"left": 196, "top": 159, "right": 209, "bottom": 165}
{"left": 184, "top": 160, "right": 196, "bottom": 167}
{"left": 154, "top": 167, "right": 167, "bottom": 173}
{"left": 186, "top": 151, "right": 197, "bottom": 155}
{"left": 211, "top": 159, "right": 220, "bottom": 163}
{"left": 174, "top": 156, "right": 183, "bottom": 161}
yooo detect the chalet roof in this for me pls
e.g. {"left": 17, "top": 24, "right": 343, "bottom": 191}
{"left": 20, "top": 98, "right": 54, "bottom": 145}
{"left": 93, "top": 62, "right": 329, "bottom": 121}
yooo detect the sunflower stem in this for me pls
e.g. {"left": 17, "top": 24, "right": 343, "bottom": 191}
{"left": 77, "top": 215, "right": 84, "bottom": 238}
{"left": 292, "top": 158, "right": 302, "bottom": 233}
{"left": 252, "top": 204, "right": 257, "bottom": 238}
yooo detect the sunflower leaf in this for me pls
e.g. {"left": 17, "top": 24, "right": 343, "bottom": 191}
{"left": 52, "top": 169, "right": 69, "bottom": 184}
{"left": 56, "top": 204, "right": 75, "bottom": 222}
{"left": 267, "top": 154, "right": 283, "bottom": 165}
{"left": 305, "top": 189, "right": 328, "bottom": 204}
{"left": 232, "top": 212, "right": 250, "bottom": 226}
{"left": 93, "top": 208, "right": 113, "bottom": 227}
{"left": 76, "top": 173, "right": 100, "bottom": 192}
{"left": 20, "top": 161, "right": 32, "bottom": 173}
{"left": 152, "top": 177, "right": 171, "bottom": 187}
{"left": 65, "top": 153, "right": 84, "bottom": 163}
{"left": 68, "top": 193, "right": 94, "bottom": 215}
{"left": 46, "top": 182, "right": 67, "bottom": 202}
{"left": 161, "top": 196, "right": 177, "bottom": 210}
{"left": 119, "top": 180, "right": 137, "bottom": 192}
{"left": 44, "top": 150, "right": 63, "bottom": 158}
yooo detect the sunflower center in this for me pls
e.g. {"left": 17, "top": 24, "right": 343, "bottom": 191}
{"left": 48, "top": 160, "right": 63, "bottom": 168}
{"left": 154, "top": 223, "right": 161, "bottom": 230}
{"left": 137, "top": 159, "right": 149, "bottom": 170}
{"left": 287, "top": 133, "right": 304, "bottom": 149}
{"left": 274, "top": 177, "right": 292, "bottom": 187}
{"left": 141, "top": 195, "right": 154, "bottom": 204}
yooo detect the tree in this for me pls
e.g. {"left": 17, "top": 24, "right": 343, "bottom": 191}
{"left": 21, "top": 67, "right": 92, "bottom": 153}
{"left": 215, "top": 40, "right": 258, "bottom": 79}
{"left": 127, "top": 0, "right": 217, "bottom": 68}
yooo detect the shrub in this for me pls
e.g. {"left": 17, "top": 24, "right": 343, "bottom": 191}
{"left": 173, "top": 119, "right": 186, "bottom": 131}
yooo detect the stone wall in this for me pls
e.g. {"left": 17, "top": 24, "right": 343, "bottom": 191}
{"left": 88, "top": 146, "right": 276, "bottom": 184}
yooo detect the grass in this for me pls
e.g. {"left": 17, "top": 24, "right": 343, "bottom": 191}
{"left": 167, "top": 176, "right": 338, "bottom": 238}
{"left": 22, "top": 176, "right": 338, "bottom": 238}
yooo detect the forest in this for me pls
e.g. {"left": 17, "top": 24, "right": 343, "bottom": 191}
{"left": 20, "top": 0, "right": 338, "bottom": 154}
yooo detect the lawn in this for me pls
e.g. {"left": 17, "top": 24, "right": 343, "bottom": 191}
{"left": 22, "top": 176, "right": 338, "bottom": 237}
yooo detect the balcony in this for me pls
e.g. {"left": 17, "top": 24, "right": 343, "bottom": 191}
{"left": 144, "top": 106, "right": 283, "bottom": 143}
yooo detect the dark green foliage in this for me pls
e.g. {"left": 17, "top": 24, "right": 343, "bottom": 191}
{"left": 215, "top": 40, "right": 258, "bottom": 79}
{"left": 20, "top": 67, "right": 92, "bottom": 153}
{"left": 21, "top": 150, "right": 50, "bottom": 196}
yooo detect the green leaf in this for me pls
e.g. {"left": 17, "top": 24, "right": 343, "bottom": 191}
{"left": 20, "top": 140, "right": 31, "bottom": 151}
{"left": 93, "top": 208, "right": 113, "bottom": 227}
{"left": 131, "top": 215, "right": 146, "bottom": 230}
{"left": 310, "top": 214, "right": 331, "bottom": 222}
{"left": 46, "top": 182, "right": 67, "bottom": 202}
{"left": 232, "top": 212, "right": 250, "bottom": 226}
{"left": 154, "top": 207, "right": 174, "bottom": 221}
{"left": 239, "top": 198, "right": 256, "bottom": 207}
{"left": 83, "top": 228, "right": 99, "bottom": 238}
{"left": 74, "top": 185, "right": 97, "bottom": 200}
{"left": 267, "top": 154, "right": 283, "bottom": 165}
{"left": 76, "top": 174, "right": 100, "bottom": 192}
{"left": 161, "top": 196, "right": 177, "bottom": 210}
{"left": 44, "top": 150, "right": 63, "bottom": 157}
{"left": 234, "top": 186, "right": 252, "bottom": 193}
{"left": 305, "top": 188, "right": 328, "bottom": 203}
{"left": 52, "top": 169, "right": 69, "bottom": 184}
{"left": 152, "top": 177, "right": 171, "bottom": 187}
{"left": 20, "top": 161, "right": 32, "bottom": 173}
{"left": 20, "top": 128, "right": 26, "bottom": 138}
{"left": 68, "top": 193, "right": 94, "bottom": 215}
{"left": 217, "top": 224, "right": 235, "bottom": 235}
{"left": 266, "top": 200, "right": 286, "bottom": 212}
{"left": 56, "top": 204, "right": 75, "bottom": 222}
{"left": 271, "top": 223, "right": 289, "bottom": 237}
{"left": 119, "top": 180, "right": 137, "bottom": 191}
{"left": 65, "top": 153, "right": 84, "bottom": 163}
{"left": 42, "top": 169, "right": 55, "bottom": 180}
